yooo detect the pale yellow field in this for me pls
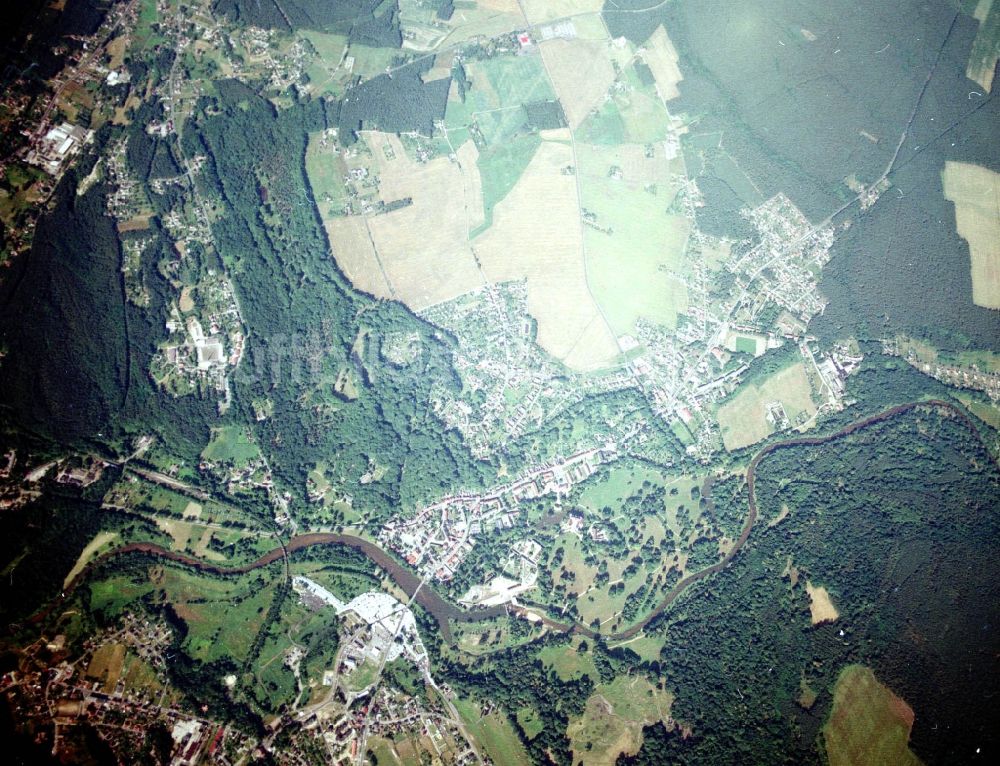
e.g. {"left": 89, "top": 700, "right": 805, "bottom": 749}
{"left": 539, "top": 37, "right": 616, "bottom": 129}
{"left": 324, "top": 215, "right": 394, "bottom": 300}
{"left": 155, "top": 517, "right": 192, "bottom": 552}
{"left": 942, "top": 160, "right": 1000, "bottom": 309}
{"left": 474, "top": 138, "right": 620, "bottom": 369}
{"left": 641, "top": 25, "right": 684, "bottom": 102}
{"left": 64, "top": 531, "right": 118, "bottom": 588}
{"left": 717, "top": 362, "right": 818, "bottom": 451}
{"left": 456, "top": 139, "right": 486, "bottom": 232}
{"left": 106, "top": 35, "right": 128, "bottom": 70}
{"left": 317, "top": 129, "right": 619, "bottom": 370}
{"left": 521, "top": 0, "right": 604, "bottom": 26}
{"left": 362, "top": 132, "right": 484, "bottom": 308}
{"left": 446, "top": 1, "right": 524, "bottom": 45}
{"left": 806, "top": 581, "right": 839, "bottom": 625}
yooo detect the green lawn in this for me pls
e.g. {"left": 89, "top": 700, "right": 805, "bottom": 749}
{"left": 202, "top": 425, "right": 260, "bottom": 464}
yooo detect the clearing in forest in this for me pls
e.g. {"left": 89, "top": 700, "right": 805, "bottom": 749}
{"left": 942, "top": 160, "right": 1000, "bottom": 309}
{"left": 567, "top": 675, "right": 673, "bottom": 766}
{"left": 640, "top": 25, "right": 684, "bottom": 102}
{"left": 805, "top": 580, "right": 839, "bottom": 625}
{"left": 823, "top": 665, "right": 923, "bottom": 766}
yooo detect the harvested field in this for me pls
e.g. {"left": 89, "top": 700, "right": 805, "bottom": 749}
{"left": 324, "top": 215, "right": 394, "bottom": 300}
{"left": 823, "top": 665, "right": 922, "bottom": 766}
{"left": 539, "top": 37, "right": 616, "bottom": 129}
{"left": 717, "top": 362, "right": 818, "bottom": 451}
{"left": 86, "top": 643, "right": 126, "bottom": 693}
{"left": 474, "top": 138, "right": 620, "bottom": 369}
{"left": 805, "top": 581, "right": 839, "bottom": 625}
{"left": 942, "top": 161, "right": 1000, "bottom": 309}
{"left": 106, "top": 35, "right": 128, "bottom": 69}
{"left": 359, "top": 132, "right": 484, "bottom": 309}
{"left": 116, "top": 215, "right": 152, "bottom": 233}
{"left": 178, "top": 286, "right": 195, "bottom": 312}
{"left": 640, "top": 25, "right": 683, "bottom": 102}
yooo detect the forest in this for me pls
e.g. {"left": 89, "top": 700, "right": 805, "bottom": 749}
{"left": 619, "top": 404, "right": 1000, "bottom": 764}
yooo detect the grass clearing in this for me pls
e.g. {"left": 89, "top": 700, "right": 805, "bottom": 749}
{"left": 965, "top": 0, "right": 1000, "bottom": 91}
{"left": 640, "top": 25, "right": 683, "bottom": 102}
{"left": 805, "top": 581, "right": 839, "bottom": 625}
{"left": 455, "top": 697, "right": 531, "bottom": 766}
{"left": 202, "top": 425, "right": 259, "bottom": 464}
{"left": 539, "top": 637, "right": 599, "bottom": 681}
{"left": 64, "top": 531, "right": 118, "bottom": 588}
{"left": 942, "top": 160, "right": 1000, "bottom": 308}
{"left": 717, "top": 362, "right": 818, "bottom": 451}
{"left": 567, "top": 675, "right": 673, "bottom": 766}
{"left": 516, "top": 706, "right": 544, "bottom": 739}
{"left": 823, "top": 665, "right": 922, "bottom": 766}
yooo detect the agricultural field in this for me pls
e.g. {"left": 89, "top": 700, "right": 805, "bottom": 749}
{"left": 306, "top": 23, "right": 698, "bottom": 372}
{"left": 823, "top": 665, "right": 922, "bottom": 766}
{"left": 716, "top": 362, "right": 819, "bottom": 451}
{"left": 566, "top": 675, "right": 673, "bottom": 766}
{"left": 202, "top": 425, "right": 260, "bottom": 464}
{"left": 454, "top": 697, "right": 531, "bottom": 766}
{"left": 63, "top": 531, "right": 118, "bottom": 588}
{"left": 85, "top": 642, "right": 127, "bottom": 693}
{"left": 941, "top": 161, "right": 1000, "bottom": 309}
{"left": 577, "top": 141, "right": 690, "bottom": 334}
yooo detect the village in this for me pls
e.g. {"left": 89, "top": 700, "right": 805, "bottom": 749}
{"left": 379, "top": 443, "right": 617, "bottom": 582}
{"left": 0, "top": 612, "right": 254, "bottom": 766}
{"left": 288, "top": 579, "right": 482, "bottom": 765}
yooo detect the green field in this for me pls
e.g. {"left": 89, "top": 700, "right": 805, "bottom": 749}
{"left": 717, "top": 361, "right": 818, "bottom": 451}
{"left": 577, "top": 142, "right": 690, "bottom": 334}
{"left": 305, "top": 131, "right": 350, "bottom": 217}
{"left": 823, "top": 665, "right": 922, "bottom": 766}
{"left": 455, "top": 697, "right": 531, "bottom": 766}
{"left": 202, "top": 425, "right": 260, "bottom": 464}
{"left": 539, "top": 637, "right": 599, "bottom": 682}
{"left": 516, "top": 706, "right": 545, "bottom": 739}
{"left": 473, "top": 133, "right": 542, "bottom": 236}
{"left": 567, "top": 675, "right": 673, "bottom": 766}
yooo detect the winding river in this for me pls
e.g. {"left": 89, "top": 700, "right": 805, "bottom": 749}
{"left": 51, "top": 399, "right": 992, "bottom": 644}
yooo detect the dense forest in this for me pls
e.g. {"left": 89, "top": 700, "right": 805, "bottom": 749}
{"left": 618, "top": 405, "right": 999, "bottom": 765}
